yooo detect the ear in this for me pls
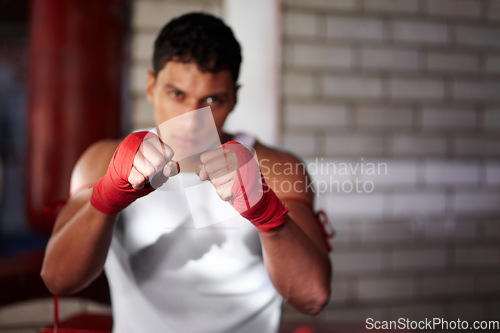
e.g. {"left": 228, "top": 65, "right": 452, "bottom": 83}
{"left": 146, "top": 70, "right": 156, "bottom": 104}
{"left": 230, "top": 83, "right": 241, "bottom": 112}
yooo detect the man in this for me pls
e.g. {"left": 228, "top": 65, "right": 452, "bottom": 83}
{"left": 41, "top": 12, "right": 331, "bottom": 333}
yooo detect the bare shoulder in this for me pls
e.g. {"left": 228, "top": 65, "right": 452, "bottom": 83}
{"left": 255, "top": 141, "right": 303, "bottom": 167}
{"left": 70, "top": 139, "right": 121, "bottom": 194}
{"left": 254, "top": 141, "right": 312, "bottom": 200}
{"left": 255, "top": 141, "right": 307, "bottom": 178}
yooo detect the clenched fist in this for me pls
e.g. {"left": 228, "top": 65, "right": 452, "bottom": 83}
{"left": 129, "top": 132, "right": 178, "bottom": 190}
{"left": 197, "top": 141, "right": 288, "bottom": 233}
{"left": 197, "top": 142, "right": 263, "bottom": 213}
{"left": 91, "top": 131, "right": 178, "bottom": 215}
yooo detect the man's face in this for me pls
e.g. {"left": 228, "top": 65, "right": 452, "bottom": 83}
{"left": 146, "top": 61, "right": 237, "bottom": 157}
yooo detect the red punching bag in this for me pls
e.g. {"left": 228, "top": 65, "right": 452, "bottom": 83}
{"left": 27, "top": 0, "right": 129, "bottom": 235}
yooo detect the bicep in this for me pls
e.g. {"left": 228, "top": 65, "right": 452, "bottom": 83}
{"left": 51, "top": 140, "right": 118, "bottom": 235}
{"left": 70, "top": 140, "right": 118, "bottom": 195}
{"left": 261, "top": 152, "right": 328, "bottom": 252}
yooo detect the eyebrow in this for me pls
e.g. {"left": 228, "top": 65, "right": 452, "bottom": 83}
{"left": 163, "top": 83, "right": 230, "bottom": 100}
{"left": 164, "top": 83, "right": 183, "bottom": 92}
{"left": 201, "top": 91, "right": 230, "bottom": 100}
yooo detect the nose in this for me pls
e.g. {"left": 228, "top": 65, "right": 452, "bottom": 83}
{"left": 181, "top": 107, "right": 203, "bottom": 133}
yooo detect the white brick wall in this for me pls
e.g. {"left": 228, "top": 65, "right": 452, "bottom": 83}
{"left": 453, "top": 191, "right": 500, "bottom": 214}
{"left": 285, "top": 103, "right": 349, "bottom": 128}
{"left": 130, "top": 63, "right": 149, "bottom": 95}
{"left": 483, "top": 108, "right": 500, "bottom": 131}
{"left": 358, "top": 222, "right": 416, "bottom": 243}
{"left": 133, "top": 1, "right": 219, "bottom": 30}
{"left": 132, "top": 98, "right": 155, "bottom": 130}
{"left": 456, "top": 25, "right": 500, "bottom": 48}
{"left": 423, "top": 160, "right": 480, "bottom": 186}
{"left": 323, "top": 75, "right": 383, "bottom": 99}
{"left": 425, "top": 51, "right": 479, "bottom": 73}
{"left": 282, "top": 132, "right": 318, "bottom": 157}
{"left": 421, "top": 106, "right": 477, "bottom": 130}
{"left": 487, "top": 0, "right": 500, "bottom": 21}
{"left": 131, "top": 31, "right": 156, "bottom": 62}
{"left": 359, "top": 159, "right": 417, "bottom": 187}
{"left": 454, "top": 136, "right": 500, "bottom": 156}
{"left": 389, "top": 78, "right": 445, "bottom": 100}
{"left": 326, "top": 16, "right": 385, "bottom": 41}
{"left": 423, "top": 220, "right": 478, "bottom": 241}
{"left": 285, "top": 0, "right": 357, "bottom": 11}
{"left": 485, "top": 162, "right": 500, "bottom": 185}
{"left": 325, "top": 133, "right": 385, "bottom": 155}
{"left": 281, "top": 0, "right": 500, "bottom": 323}
{"left": 363, "top": 0, "right": 420, "bottom": 14}
{"left": 448, "top": 301, "right": 486, "bottom": 322}
{"left": 483, "top": 220, "right": 500, "bottom": 239}
{"left": 426, "top": 0, "right": 482, "bottom": 19}
{"left": 283, "top": 72, "right": 316, "bottom": 98}
{"left": 485, "top": 55, "right": 500, "bottom": 72}
{"left": 325, "top": 306, "right": 385, "bottom": 322}
{"left": 454, "top": 245, "right": 500, "bottom": 267}
{"left": 391, "top": 247, "right": 447, "bottom": 270}
{"left": 393, "top": 21, "right": 449, "bottom": 44}
{"left": 477, "top": 274, "right": 500, "bottom": 293}
{"left": 389, "top": 303, "right": 446, "bottom": 322}
{"left": 356, "top": 106, "right": 413, "bottom": 128}
{"left": 304, "top": 157, "right": 355, "bottom": 185}
{"left": 329, "top": 278, "right": 351, "bottom": 304}
{"left": 389, "top": 134, "right": 447, "bottom": 156}
{"left": 422, "top": 275, "right": 475, "bottom": 296}
{"left": 332, "top": 250, "right": 384, "bottom": 274}
{"left": 284, "top": 12, "right": 317, "bottom": 38}
{"left": 361, "top": 47, "right": 420, "bottom": 71}
{"left": 453, "top": 80, "right": 500, "bottom": 102}
{"left": 390, "top": 191, "right": 447, "bottom": 217}
{"left": 322, "top": 193, "right": 386, "bottom": 219}
{"left": 292, "top": 43, "right": 352, "bottom": 69}
{"left": 358, "top": 277, "right": 415, "bottom": 301}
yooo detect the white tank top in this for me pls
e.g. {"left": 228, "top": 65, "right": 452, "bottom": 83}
{"left": 104, "top": 133, "right": 281, "bottom": 333}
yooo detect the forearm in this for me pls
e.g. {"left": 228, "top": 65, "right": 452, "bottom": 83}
{"left": 259, "top": 216, "right": 331, "bottom": 315}
{"left": 41, "top": 200, "right": 116, "bottom": 295}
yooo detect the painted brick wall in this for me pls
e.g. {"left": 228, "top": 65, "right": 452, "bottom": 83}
{"left": 282, "top": 0, "right": 500, "bottom": 323}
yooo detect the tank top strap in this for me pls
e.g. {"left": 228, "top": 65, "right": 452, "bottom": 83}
{"left": 232, "top": 133, "right": 257, "bottom": 149}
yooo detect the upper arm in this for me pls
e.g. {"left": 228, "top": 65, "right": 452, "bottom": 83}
{"left": 51, "top": 140, "right": 119, "bottom": 235}
{"left": 257, "top": 144, "right": 328, "bottom": 252}
{"left": 70, "top": 139, "right": 120, "bottom": 195}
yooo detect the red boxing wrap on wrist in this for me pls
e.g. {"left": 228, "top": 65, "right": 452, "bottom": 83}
{"left": 90, "top": 131, "right": 155, "bottom": 215}
{"left": 223, "top": 141, "right": 289, "bottom": 233}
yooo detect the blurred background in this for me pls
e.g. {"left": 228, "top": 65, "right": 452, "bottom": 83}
{"left": 1, "top": 0, "right": 499, "bottom": 331}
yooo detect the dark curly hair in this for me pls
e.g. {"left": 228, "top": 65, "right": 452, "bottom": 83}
{"left": 152, "top": 12, "right": 242, "bottom": 83}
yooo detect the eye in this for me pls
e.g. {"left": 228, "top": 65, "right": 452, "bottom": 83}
{"left": 206, "top": 96, "right": 220, "bottom": 105}
{"left": 168, "top": 89, "right": 184, "bottom": 99}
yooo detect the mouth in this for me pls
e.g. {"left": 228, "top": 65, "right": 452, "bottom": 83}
{"left": 173, "top": 136, "right": 197, "bottom": 147}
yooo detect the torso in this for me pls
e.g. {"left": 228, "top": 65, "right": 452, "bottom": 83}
{"left": 104, "top": 132, "right": 282, "bottom": 333}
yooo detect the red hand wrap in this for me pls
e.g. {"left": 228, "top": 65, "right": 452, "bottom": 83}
{"left": 223, "top": 141, "right": 289, "bottom": 233}
{"left": 90, "top": 131, "right": 155, "bottom": 215}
